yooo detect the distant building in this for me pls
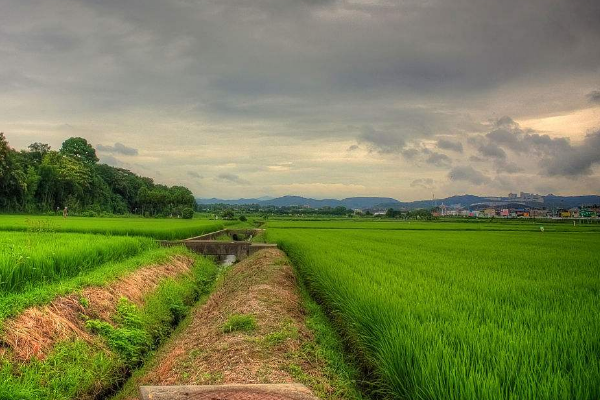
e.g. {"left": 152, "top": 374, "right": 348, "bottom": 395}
{"left": 483, "top": 208, "right": 496, "bottom": 217}
{"left": 508, "top": 193, "right": 518, "bottom": 199}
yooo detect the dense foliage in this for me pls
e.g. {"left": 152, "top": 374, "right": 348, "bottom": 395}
{"left": 268, "top": 222, "right": 600, "bottom": 399}
{"left": 0, "top": 133, "right": 195, "bottom": 216}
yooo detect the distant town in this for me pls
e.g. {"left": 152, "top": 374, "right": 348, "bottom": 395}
{"left": 198, "top": 192, "right": 600, "bottom": 220}
{"left": 432, "top": 192, "right": 598, "bottom": 219}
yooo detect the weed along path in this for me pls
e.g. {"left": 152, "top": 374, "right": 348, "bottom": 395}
{"left": 114, "top": 249, "right": 363, "bottom": 400}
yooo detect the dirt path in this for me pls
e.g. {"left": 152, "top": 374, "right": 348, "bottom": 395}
{"left": 117, "top": 249, "right": 354, "bottom": 400}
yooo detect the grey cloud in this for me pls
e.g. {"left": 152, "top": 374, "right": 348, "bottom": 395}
{"left": 588, "top": 90, "right": 600, "bottom": 103}
{"left": 486, "top": 117, "right": 570, "bottom": 155}
{"left": 1, "top": 0, "right": 600, "bottom": 198}
{"left": 216, "top": 173, "right": 250, "bottom": 185}
{"left": 477, "top": 143, "right": 506, "bottom": 159}
{"left": 187, "top": 171, "right": 203, "bottom": 179}
{"left": 401, "top": 148, "right": 420, "bottom": 159}
{"left": 541, "top": 130, "right": 600, "bottom": 176}
{"left": 437, "top": 139, "right": 463, "bottom": 153}
{"left": 448, "top": 166, "right": 491, "bottom": 185}
{"left": 347, "top": 144, "right": 359, "bottom": 152}
{"left": 358, "top": 126, "right": 405, "bottom": 154}
{"left": 99, "top": 154, "right": 124, "bottom": 167}
{"left": 411, "top": 178, "right": 435, "bottom": 189}
{"left": 97, "top": 142, "right": 139, "bottom": 156}
{"left": 425, "top": 152, "right": 452, "bottom": 168}
{"left": 495, "top": 160, "right": 523, "bottom": 174}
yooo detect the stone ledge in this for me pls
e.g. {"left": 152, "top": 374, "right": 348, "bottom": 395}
{"left": 139, "top": 384, "right": 319, "bottom": 400}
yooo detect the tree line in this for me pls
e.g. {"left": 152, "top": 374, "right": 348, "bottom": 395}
{"left": 0, "top": 133, "right": 196, "bottom": 217}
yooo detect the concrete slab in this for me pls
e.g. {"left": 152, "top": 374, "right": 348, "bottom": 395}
{"left": 139, "top": 384, "right": 319, "bottom": 400}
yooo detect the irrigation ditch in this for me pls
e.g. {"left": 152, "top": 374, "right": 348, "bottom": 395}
{"left": 0, "top": 226, "right": 364, "bottom": 400}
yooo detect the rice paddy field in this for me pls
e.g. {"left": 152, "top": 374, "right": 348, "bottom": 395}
{"left": 267, "top": 220, "right": 600, "bottom": 399}
{"left": 0, "top": 232, "right": 155, "bottom": 293}
{"left": 266, "top": 218, "right": 600, "bottom": 232}
{"left": 0, "top": 215, "right": 230, "bottom": 240}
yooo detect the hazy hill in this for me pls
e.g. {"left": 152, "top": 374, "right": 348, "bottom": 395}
{"left": 196, "top": 194, "right": 600, "bottom": 210}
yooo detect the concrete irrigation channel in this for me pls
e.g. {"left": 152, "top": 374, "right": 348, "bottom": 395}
{"left": 160, "top": 229, "right": 277, "bottom": 262}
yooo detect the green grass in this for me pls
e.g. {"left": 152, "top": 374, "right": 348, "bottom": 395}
{"left": 0, "top": 232, "right": 156, "bottom": 294}
{"left": 221, "top": 313, "right": 257, "bottom": 333}
{"left": 0, "top": 246, "right": 190, "bottom": 322}
{"left": 266, "top": 218, "right": 600, "bottom": 232}
{"left": 0, "top": 252, "right": 218, "bottom": 400}
{"left": 0, "top": 215, "right": 230, "bottom": 239}
{"left": 267, "top": 225, "right": 600, "bottom": 399}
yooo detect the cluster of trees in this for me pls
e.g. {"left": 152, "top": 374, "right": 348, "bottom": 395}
{"left": 0, "top": 133, "right": 196, "bottom": 217}
{"left": 385, "top": 208, "right": 433, "bottom": 219}
{"left": 202, "top": 203, "right": 355, "bottom": 217}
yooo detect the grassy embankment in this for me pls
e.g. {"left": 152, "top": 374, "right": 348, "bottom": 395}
{"left": 0, "top": 218, "right": 222, "bottom": 399}
{"left": 267, "top": 221, "right": 600, "bottom": 399}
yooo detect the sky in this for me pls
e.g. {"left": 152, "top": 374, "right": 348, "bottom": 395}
{"left": 1, "top": 0, "right": 599, "bottom": 201}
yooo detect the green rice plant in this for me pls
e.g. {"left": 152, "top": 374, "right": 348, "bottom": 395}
{"left": 221, "top": 313, "right": 257, "bottom": 333}
{"left": 0, "top": 232, "right": 155, "bottom": 293}
{"left": 0, "top": 215, "right": 232, "bottom": 240}
{"left": 266, "top": 219, "right": 600, "bottom": 232}
{"left": 268, "top": 227, "right": 600, "bottom": 399}
{"left": 0, "top": 246, "right": 190, "bottom": 322}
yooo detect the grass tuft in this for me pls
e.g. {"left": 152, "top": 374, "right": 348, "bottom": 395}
{"left": 221, "top": 313, "right": 257, "bottom": 333}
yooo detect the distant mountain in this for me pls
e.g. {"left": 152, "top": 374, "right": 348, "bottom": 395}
{"left": 542, "top": 195, "right": 600, "bottom": 208}
{"left": 196, "top": 196, "right": 401, "bottom": 209}
{"left": 196, "top": 194, "right": 600, "bottom": 210}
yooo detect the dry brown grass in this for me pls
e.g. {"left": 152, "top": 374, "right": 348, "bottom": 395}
{"left": 1, "top": 255, "right": 194, "bottom": 362}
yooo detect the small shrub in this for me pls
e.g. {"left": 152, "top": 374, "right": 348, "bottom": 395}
{"left": 239, "top": 215, "right": 247, "bottom": 222}
{"left": 221, "top": 313, "right": 256, "bottom": 333}
{"left": 86, "top": 298, "right": 152, "bottom": 368}
{"left": 181, "top": 208, "right": 194, "bottom": 219}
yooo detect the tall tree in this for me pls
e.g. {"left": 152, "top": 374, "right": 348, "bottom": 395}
{"left": 60, "top": 137, "right": 99, "bottom": 165}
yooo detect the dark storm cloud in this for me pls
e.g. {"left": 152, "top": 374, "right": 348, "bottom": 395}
{"left": 541, "top": 130, "right": 600, "bottom": 176}
{"left": 437, "top": 139, "right": 463, "bottom": 153}
{"left": 97, "top": 142, "right": 138, "bottom": 156}
{"left": 4, "top": 0, "right": 598, "bottom": 124}
{"left": 448, "top": 166, "right": 491, "bottom": 185}
{"left": 216, "top": 173, "right": 250, "bottom": 185}
{"left": 588, "top": 90, "right": 600, "bottom": 103}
